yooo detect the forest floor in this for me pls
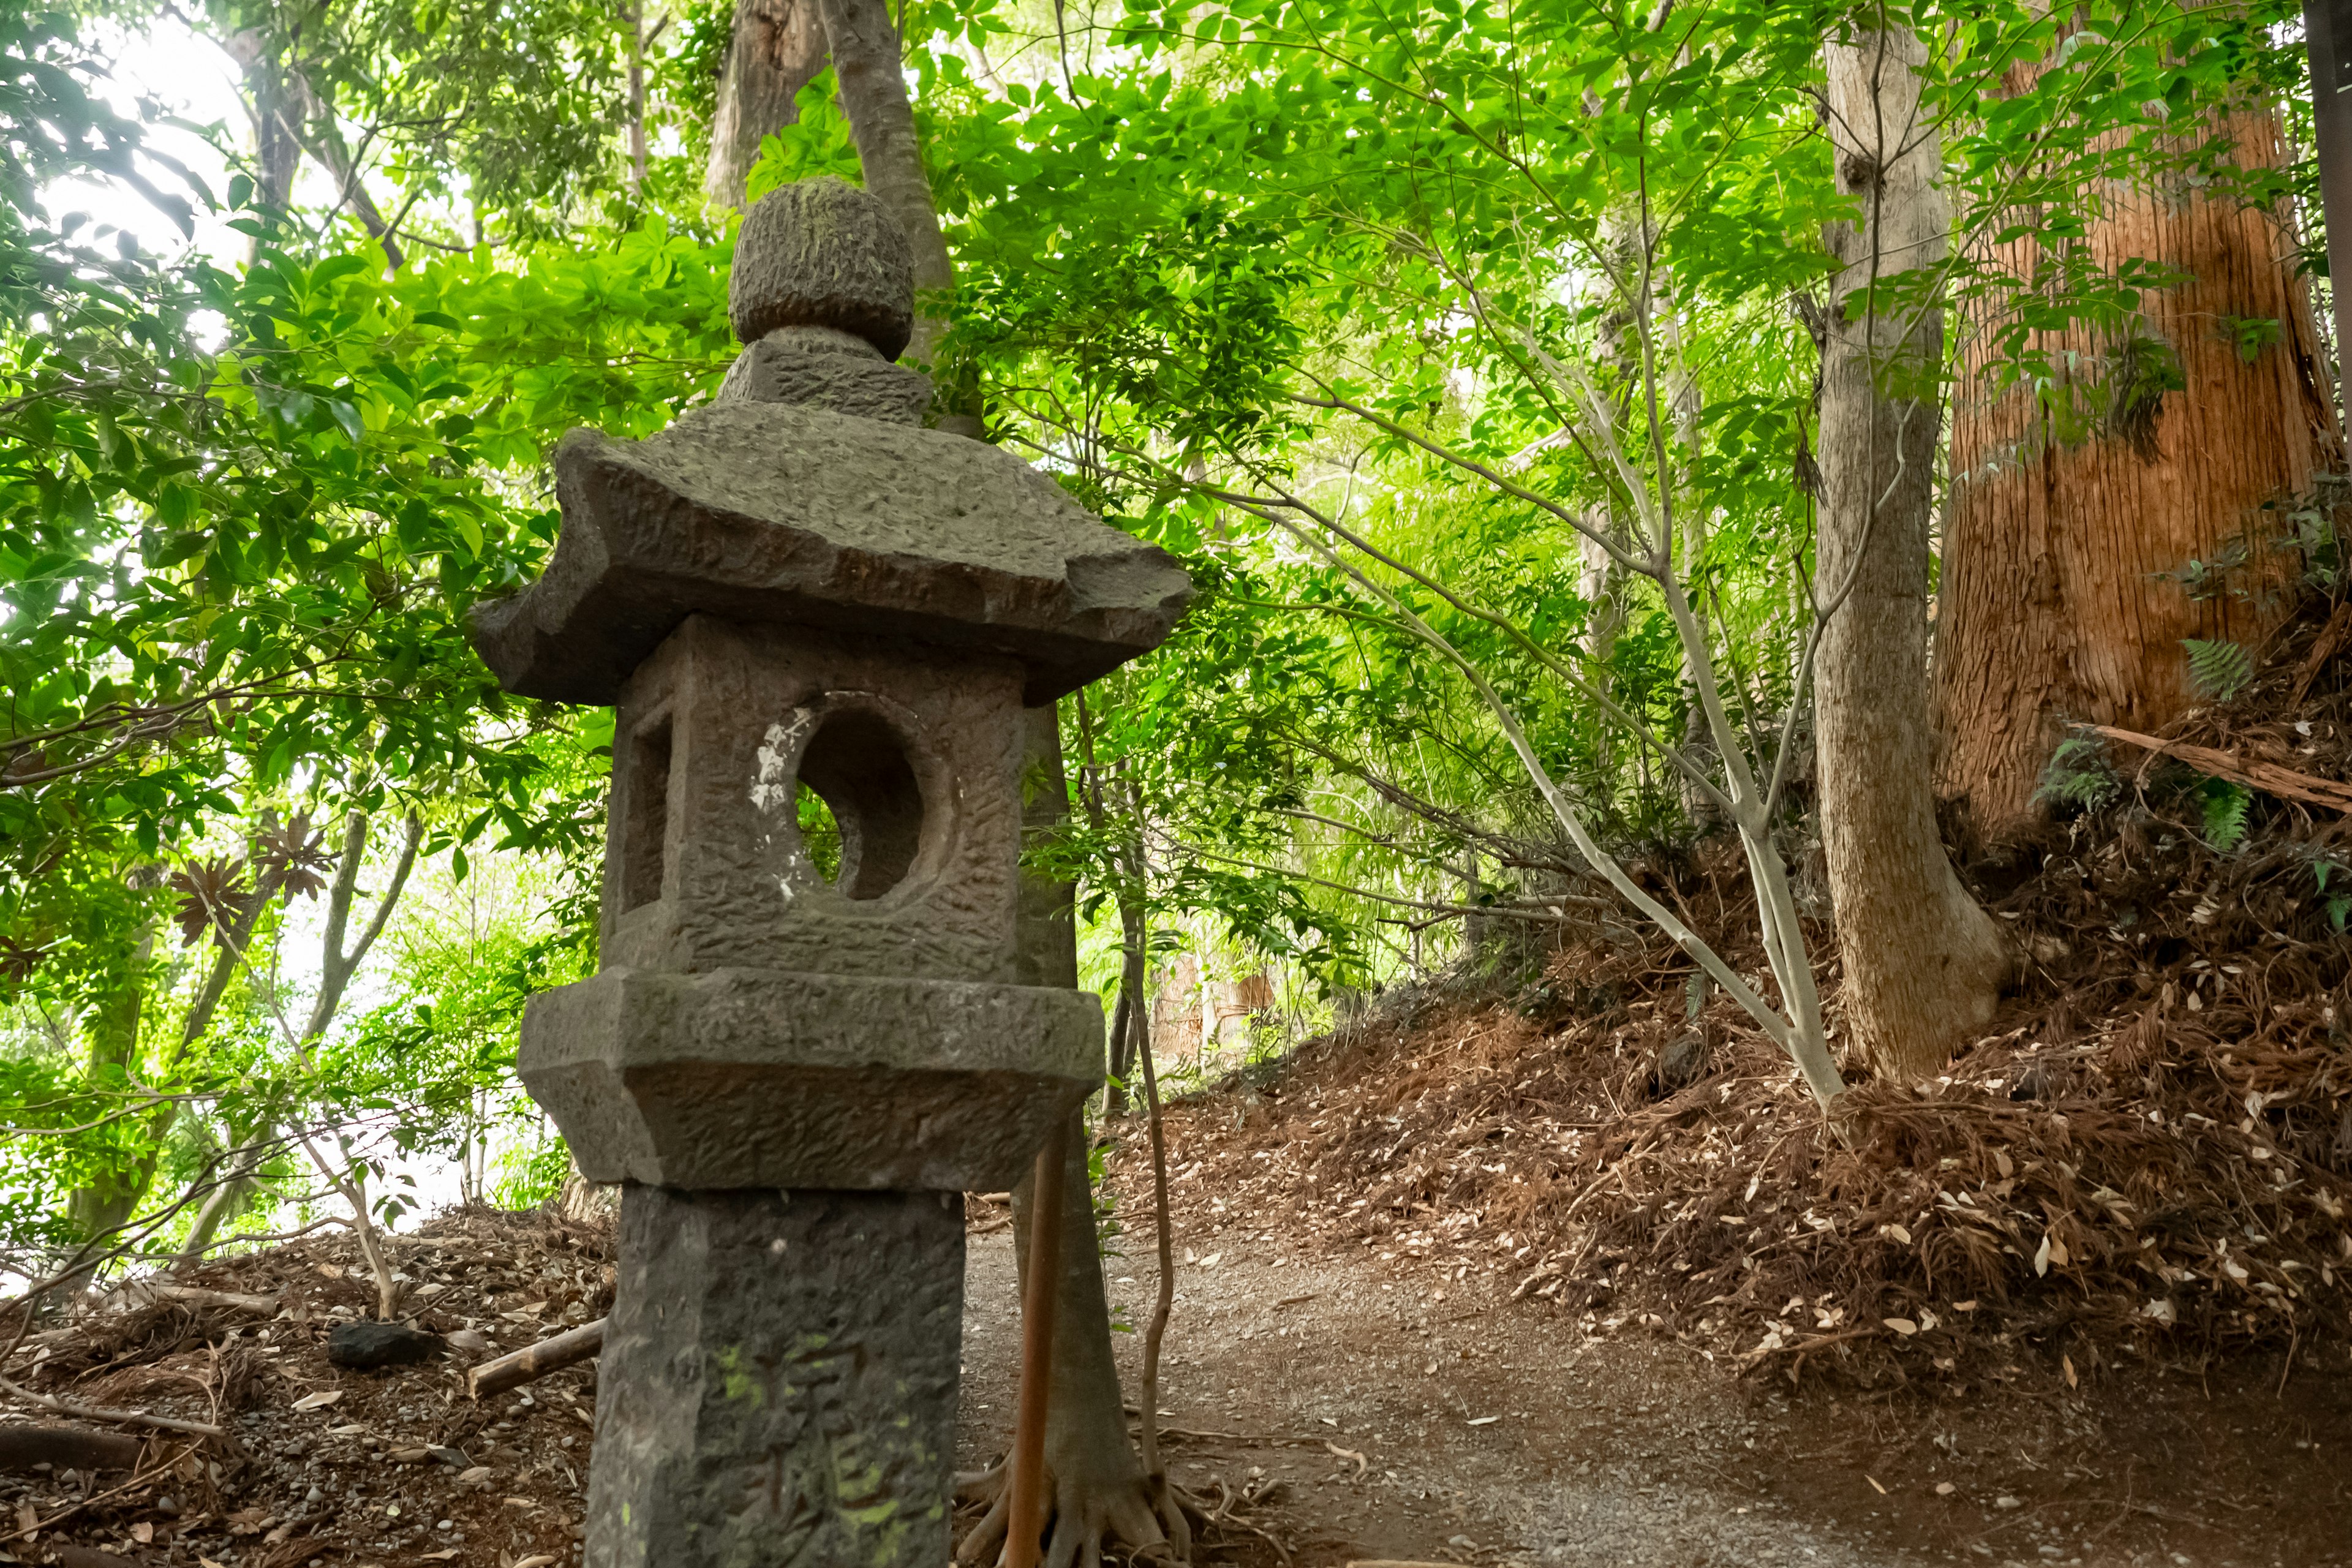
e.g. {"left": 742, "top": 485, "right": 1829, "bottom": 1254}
{"left": 1016, "top": 1137, "right": 2351, "bottom": 1568}
{"left": 1, "top": 1196, "right": 2337, "bottom": 1568}
{"left": 0, "top": 1128, "right": 2333, "bottom": 1568}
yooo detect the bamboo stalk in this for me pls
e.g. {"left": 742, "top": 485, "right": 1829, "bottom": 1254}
{"left": 466, "top": 1319, "right": 606, "bottom": 1400}
{"left": 1003, "top": 1120, "right": 1068, "bottom": 1568}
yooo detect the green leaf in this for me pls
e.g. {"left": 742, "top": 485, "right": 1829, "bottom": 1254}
{"left": 2183, "top": 638, "right": 2252, "bottom": 701}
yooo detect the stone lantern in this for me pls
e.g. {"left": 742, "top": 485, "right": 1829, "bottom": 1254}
{"left": 470, "top": 176, "right": 1189, "bottom": 1568}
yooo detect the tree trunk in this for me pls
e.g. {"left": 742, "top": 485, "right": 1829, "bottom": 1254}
{"left": 1933, "top": 99, "right": 2340, "bottom": 843}
{"left": 704, "top": 0, "right": 827, "bottom": 209}
{"left": 976, "top": 704, "right": 1171, "bottom": 1562}
{"left": 1815, "top": 26, "right": 2010, "bottom": 1082}
{"left": 224, "top": 30, "right": 303, "bottom": 216}
{"left": 1006, "top": 1110, "right": 1167, "bottom": 1556}
{"left": 818, "top": 0, "right": 980, "bottom": 435}
{"left": 1103, "top": 889, "right": 1146, "bottom": 1117}
{"left": 64, "top": 907, "right": 156, "bottom": 1245}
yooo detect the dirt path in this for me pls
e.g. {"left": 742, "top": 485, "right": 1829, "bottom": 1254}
{"left": 956, "top": 1227, "right": 2351, "bottom": 1567}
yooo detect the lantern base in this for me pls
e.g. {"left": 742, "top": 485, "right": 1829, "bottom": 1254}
{"left": 584, "top": 1184, "right": 963, "bottom": 1568}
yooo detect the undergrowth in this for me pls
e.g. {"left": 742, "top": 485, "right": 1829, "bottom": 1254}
{"left": 1117, "top": 592, "right": 2352, "bottom": 1393}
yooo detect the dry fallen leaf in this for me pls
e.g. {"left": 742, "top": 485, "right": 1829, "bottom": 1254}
{"left": 458, "top": 1466, "right": 494, "bottom": 1486}
{"left": 290, "top": 1389, "right": 344, "bottom": 1411}
{"left": 510, "top": 1556, "right": 557, "bottom": 1568}
{"left": 202, "top": 1558, "right": 230, "bottom": 1568}
{"left": 16, "top": 1500, "right": 36, "bottom": 1532}
{"left": 421, "top": 1552, "right": 461, "bottom": 1562}
{"left": 390, "top": 1447, "right": 433, "bottom": 1463}
{"left": 2062, "top": 1354, "right": 2078, "bottom": 1389}
{"left": 1323, "top": 1441, "right": 1368, "bottom": 1479}
{"left": 263, "top": 1523, "right": 296, "bottom": 1545}
{"left": 314, "top": 1264, "right": 344, "bottom": 1280}
{"left": 1935, "top": 1482, "right": 1956, "bottom": 1497}
{"left": 1882, "top": 1317, "right": 1919, "bottom": 1336}
{"left": 130, "top": 1523, "right": 153, "bottom": 1545}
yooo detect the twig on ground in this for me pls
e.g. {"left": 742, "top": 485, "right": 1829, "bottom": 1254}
{"left": 0, "top": 1373, "right": 224, "bottom": 1438}
{"left": 2090, "top": 724, "right": 2352, "bottom": 813}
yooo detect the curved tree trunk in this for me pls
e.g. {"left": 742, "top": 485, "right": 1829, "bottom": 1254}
{"left": 974, "top": 704, "right": 1172, "bottom": 1562}
{"left": 1815, "top": 26, "right": 2009, "bottom": 1082}
{"left": 1005, "top": 1110, "right": 1168, "bottom": 1556}
{"left": 818, "top": 0, "right": 983, "bottom": 437}
{"left": 1933, "top": 101, "right": 2339, "bottom": 844}
{"left": 704, "top": 0, "right": 827, "bottom": 209}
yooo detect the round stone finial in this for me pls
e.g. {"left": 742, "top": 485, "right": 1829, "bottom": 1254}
{"left": 730, "top": 176, "right": 916, "bottom": 362}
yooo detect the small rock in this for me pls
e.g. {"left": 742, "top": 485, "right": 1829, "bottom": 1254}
{"left": 428, "top": 1446, "right": 469, "bottom": 1467}
{"left": 306, "top": 1486, "right": 325, "bottom": 1505}
{"left": 327, "top": 1320, "right": 447, "bottom": 1369}
{"left": 1653, "top": 1032, "right": 1707, "bottom": 1095}
{"left": 2009, "top": 1063, "right": 2057, "bottom": 1102}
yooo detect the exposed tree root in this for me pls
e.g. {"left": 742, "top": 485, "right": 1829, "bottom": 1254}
{"left": 954, "top": 1458, "right": 1192, "bottom": 1568}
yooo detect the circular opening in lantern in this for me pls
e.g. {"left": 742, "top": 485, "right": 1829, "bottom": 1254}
{"left": 791, "top": 707, "right": 925, "bottom": 900}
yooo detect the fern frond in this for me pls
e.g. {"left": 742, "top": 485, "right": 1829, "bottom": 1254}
{"left": 2034, "top": 735, "right": 2121, "bottom": 812}
{"left": 2183, "top": 638, "right": 2253, "bottom": 701}
{"left": 2199, "top": 778, "right": 2253, "bottom": 853}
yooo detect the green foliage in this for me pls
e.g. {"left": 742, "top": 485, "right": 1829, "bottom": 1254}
{"left": 2312, "top": 853, "right": 2351, "bottom": 933}
{"left": 2160, "top": 538, "right": 2252, "bottom": 603}
{"left": 2184, "top": 637, "right": 2255, "bottom": 701}
{"left": 2103, "top": 331, "right": 2186, "bottom": 459}
{"left": 492, "top": 1130, "right": 573, "bottom": 1210}
{"left": 2036, "top": 735, "right": 2123, "bottom": 814}
{"left": 2264, "top": 475, "right": 2349, "bottom": 591}
{"left": 2217, "top": 314, "right": 2283, "bottom": 364}
{"left": 0, "top": 0, "right": 2329, "bottom": 1254}
{"left": 2198, "top": 778, "right": 2253, "bottom": 853}
{"left": 744, "top": 72, "right": 864, "bottom": 202}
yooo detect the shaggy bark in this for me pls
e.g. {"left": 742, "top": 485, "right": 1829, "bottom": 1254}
{"left": 1932, "top": 86, "right": 2339, "bottom": 842}
{"left": 704, "top": 0, "right": 827, "bottom": 209}
{"left": 1815, "top": 26, "right": 2008, "bottom": 1080}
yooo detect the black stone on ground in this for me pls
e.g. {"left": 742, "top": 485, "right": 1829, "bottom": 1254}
{"left": 326, "top": 1321, "right": 446, "bottom": 1369}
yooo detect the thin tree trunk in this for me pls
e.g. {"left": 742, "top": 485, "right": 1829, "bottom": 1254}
{"left": 224, "top": 29, "right": 303, "bottom": 223}
{"left": 704, "top": 0, "right": 827, "bottom": 209}
{"left": 627, "top": 3, "right": 648, "bottom": 194}
{"left": 63, "top": 903, "right": 157, "bottom": 1245}
{"left": 979, "top": 706, "right": 1171, "bottom": 1561}
{"left": 1934, "top": 92, "right": 2340, "bottom": 843}
{"left": 1815, "top": 25, "right": 2008, "bottom": 1081}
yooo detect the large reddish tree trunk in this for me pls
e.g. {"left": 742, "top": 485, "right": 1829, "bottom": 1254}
{"left": 1934, "top": 105, "right": 2339, "bottom": 845}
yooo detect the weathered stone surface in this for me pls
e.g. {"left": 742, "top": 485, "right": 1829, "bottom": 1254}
{"left": 587, "top": 1186, "right": 962, "bottom": 1568}
{"left": 467, "top": 401, "right": 1191, "bottom": 707}
{"left": 601, "top": 617, "right": 1026, "bottom": 984}
{"left": 326, "top": 1321, "right": 445, "bottom": 1369}
{"left": 729, "top": 176, "right": 915, "bottom": 360}
{"left": 518, "top": 966, "right": 1102, "bottom": 1190}
{"left": 717, "top": 326, "right": 932, "bottom": 424}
